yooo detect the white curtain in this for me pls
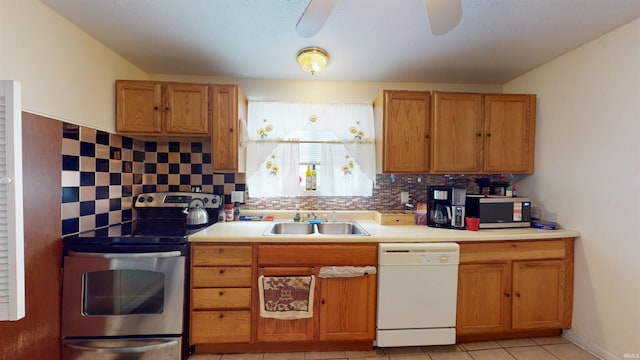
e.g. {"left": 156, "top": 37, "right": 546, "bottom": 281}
{"left": 246, "top": 102, "right": 375, "bottom": 197}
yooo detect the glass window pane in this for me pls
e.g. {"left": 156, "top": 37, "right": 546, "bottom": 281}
{"left": 83, "top": 270, "right": 165, "bottom": 315}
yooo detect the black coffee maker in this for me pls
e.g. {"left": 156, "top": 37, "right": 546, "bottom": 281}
{"left": 427, "top": 186, "right": 466, "bottom": 229}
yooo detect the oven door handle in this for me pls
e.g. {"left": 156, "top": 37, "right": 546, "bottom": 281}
{"left": 66, "top": 251, "right": 183, "bottom": 258}
{"left": 64, "top": 339, "right": 178, "bottom": 353}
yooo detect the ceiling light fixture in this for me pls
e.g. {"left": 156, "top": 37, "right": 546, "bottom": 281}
{"left": 296, "top": 47, "right": 329, "bottom": 75}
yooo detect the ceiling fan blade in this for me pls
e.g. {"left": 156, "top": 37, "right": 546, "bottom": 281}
{"left": 296, "top": 0, "right": 339, "bottom": 38}
{"left": 423, "top": 0, "right": 462, "bottom": 35}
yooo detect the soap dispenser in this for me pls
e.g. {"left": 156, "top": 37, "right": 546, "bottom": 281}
{"left": 293, "top": 205, "right": 301, "bottom": 222}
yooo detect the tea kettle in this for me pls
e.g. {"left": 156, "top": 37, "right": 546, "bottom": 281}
{"left": 183, "top": 198, "right": 209, "bottom": 226}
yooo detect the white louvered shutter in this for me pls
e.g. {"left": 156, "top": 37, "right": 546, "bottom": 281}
{"left": 0, "top": 80, "right": 24, "bottom": 321}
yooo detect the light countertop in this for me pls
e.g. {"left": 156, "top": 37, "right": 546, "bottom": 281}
{"left": 188, "top": 210, "right": 580, "bottom": 243}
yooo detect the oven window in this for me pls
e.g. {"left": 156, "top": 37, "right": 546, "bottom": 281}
{"left": 82, "top": 270, "right": 165, "bottom": 315}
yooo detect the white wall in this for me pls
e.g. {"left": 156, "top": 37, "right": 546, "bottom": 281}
{"left": 0, "top": 0, "right": 147, "bottom": 132}
{"left": 504, "top": 18, "right": 640, "bottom": 360}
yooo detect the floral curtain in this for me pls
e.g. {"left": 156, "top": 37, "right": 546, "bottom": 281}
{"left": 246, "top": 101, "right": 375, "bottom": 197}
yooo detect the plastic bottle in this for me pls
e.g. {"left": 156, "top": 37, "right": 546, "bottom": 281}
{"left": 233, "top": 202, "right": 240, "bottom": 221}
{"left": 311, "top": 165, "right": 317, "bottom": 190}
{"left": 225, "top": 203, "right": 234, "bottom": 222}
{"left": 305, "top": 164, "right": 312, "bottom": 190}
{"left": 512, "top": 185, "right": 517, "bottom": 197}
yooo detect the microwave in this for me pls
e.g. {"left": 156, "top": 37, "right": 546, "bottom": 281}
{"left": 465, "top": 195, "right": 532, "bottom": 228}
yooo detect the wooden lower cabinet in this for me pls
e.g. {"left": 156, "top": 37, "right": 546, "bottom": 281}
{"left": 190, "top": 243, "right": 378, "bottom": 354}
{"left": 319, "top": 274, "right": 377, "bottom": 341}
{"left": 456, "top": 239, "right": 574, "bottom": 342}
{"left": 457, "top": 262, "right": 511, "bottom": 334}
{"left": 189, "top": 244, "right": 253, "bottom": 347}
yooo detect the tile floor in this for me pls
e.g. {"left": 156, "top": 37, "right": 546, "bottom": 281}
{"left": 188, "top": 336, "right": 600, "bottom": 360}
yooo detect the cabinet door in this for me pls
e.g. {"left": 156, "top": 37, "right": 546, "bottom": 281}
{"left": 212, "top": 85, "right": 245, "bottom": 172}
{"left": 165, "top": 83, "right": 209, "bottom": 135}
{"left": 483, "top": 94, "right": 536, "bottom": 173}
{"left": 255, "top": 267, "right": 315, "bottom": 342}
{"left": 381, "top": 91, "right": 431, "bottom": 173}
{"left": 512, "top": 260, "right": 565, "bottom": 329}
{"left": 457, "top": 263, "right": 511, "bottom": 335}
{"left": 319, "top": 274, "right": 376, "bottom": 341}
{"left": 116, "top": 81, "right": 162, "bottom": 134}
{"left": 431, "top": 92, "right": 483, "bottom": 173}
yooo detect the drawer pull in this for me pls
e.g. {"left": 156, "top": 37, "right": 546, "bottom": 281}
{"left": 219, "top": 314, "right": 224, "bottom": 319}
{"left": 515, "top": 292, "right": 521, "bottom": 298}
{"left": 219, "top": 269, "right": 226, "bottom": 274}
{"left": 505, "top": 292, "right": 511, "bottom": 298}
{"left": 219, "top": 291, "right": 225, "bottom": 296}
{"left": 218, "top": 248, "right": 224, "bottom": 254}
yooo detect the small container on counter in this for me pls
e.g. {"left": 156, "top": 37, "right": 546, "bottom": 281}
{"left": 225, "top": 203, "right": 234, "bottom": 221}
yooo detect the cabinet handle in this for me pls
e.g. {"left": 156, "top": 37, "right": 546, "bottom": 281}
{"left": 321, "top": 299, "right": 326, "bottom": 305}
{"left": 219, "top": 314, "right": 224, "bottom": 319}
{"left": 425, "top": 134, "right": 429, "bottom": 139}
{"left": 165, "top": 106, "right": 170, "bottom": 111}
{"left": 219, "top": 269, "right": 226, "bottom": 274}
{"left": 229, "top": 128, "right": 234, "bottom": 133}
{"left": 476, "top": 133, "right": 482, "bottom": 137}
{"left": 505, "top": 292, "right": 511, "bottom": 298}
{"left": 219, "top": 291, "right": 225, "bottom": 296}
{"left": 153, "top": 106, "right": 159, "bottom": 110}
{"left": 486, "top": 133, "right": 491, "bottom": 137}
{"left": 217, "top": 248, "right": 224, "bottom": 254}
{"left": 515, "top": 292, "right": 521, "bottom": 298}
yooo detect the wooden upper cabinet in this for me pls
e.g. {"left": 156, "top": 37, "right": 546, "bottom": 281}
{"left": 164, "top": 82, "right": 210, "bottom": 134}
{"left": 116, "top": 81, "right": 162, "bottom": 134}
{"left": 431, "top": 92, "right": 483, "bottom": 173}
{"left": 374, "top": 90, "right": 431, "bottom": 173}
{"left": 212, "top": 84, "right": 247, "bottom": 172}
{"left": 483, "top": 94, "right": 536, "bottom": 173}
{"left": 116, "top": 80, "right": 210, "bottom": 136}
{"left": 431, "top": 92, "right": 536, "bottom": 174}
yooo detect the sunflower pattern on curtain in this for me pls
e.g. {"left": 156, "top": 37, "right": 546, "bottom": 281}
{"left": 246, "top": 102, "right": 375, "bottom": 197}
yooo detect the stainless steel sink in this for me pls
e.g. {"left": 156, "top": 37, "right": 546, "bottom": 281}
{"left": 262, "top": 221, "right": 369, "bottom": 236}
{"left": 264, "top": 222, "right": 314, "bottom": 235}
{"left": 316, "top": 222, "right": 369, "bottom": 235}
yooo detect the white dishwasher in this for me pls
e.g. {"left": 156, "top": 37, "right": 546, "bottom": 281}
{"left": 376, "top": 242, "right": 460, "bottom": 347}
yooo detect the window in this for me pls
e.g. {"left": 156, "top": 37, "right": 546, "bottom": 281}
{"left": 245, "top": 102, "right": 375, "bottom": 197}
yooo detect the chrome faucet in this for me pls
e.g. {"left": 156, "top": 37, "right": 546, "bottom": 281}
{"left": 307, "top": 212, "right": 317, "bottom": 220}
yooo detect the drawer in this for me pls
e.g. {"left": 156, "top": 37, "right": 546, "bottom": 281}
{"left": 192, "top": 288, "right": 251, "bottom": 309}
{"left": 192, "top": 266, "right": 252, "bottom": 287}
{"left": 258, "top": 243, "right": 378, "bottom": 266}
{"left": 190, "top": 310, "right": 251, "bottom": 344}
{"left": 460, "top": 239, "right": 566, "bottom": 263}
{"left": 192, "top": 244, "right": 252, "bottom": 266}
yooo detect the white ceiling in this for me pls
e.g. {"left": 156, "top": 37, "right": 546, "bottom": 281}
{"left": 41, "top": 0, "right": 640, "bottom": 84}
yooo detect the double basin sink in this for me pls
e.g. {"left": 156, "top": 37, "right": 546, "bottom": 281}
{"left": 263, "top": 221, "right": 370, "bottom": 236}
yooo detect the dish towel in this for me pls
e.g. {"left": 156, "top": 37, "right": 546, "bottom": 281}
{"left": 258, "top": 275, "right": 315, "bottom": 320}
{"left": 318, "top": 266, "right": 377, "bottom": 278}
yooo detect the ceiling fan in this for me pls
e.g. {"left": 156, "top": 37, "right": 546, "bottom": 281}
{"left": 296, "top": 0, "right": 463, "bottom": 38}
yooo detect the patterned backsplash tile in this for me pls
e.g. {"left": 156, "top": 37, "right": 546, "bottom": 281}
{"left": 61, "top": 122, "right": 496, "bottom": 236}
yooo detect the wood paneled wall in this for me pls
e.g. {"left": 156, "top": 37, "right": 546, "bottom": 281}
{"left": 0, "top": 113, "right": 62, "bottom": 360}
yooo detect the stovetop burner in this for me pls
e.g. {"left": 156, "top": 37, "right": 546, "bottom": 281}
{"left": 63, "top": 192, "right": 222, "bottom": 252}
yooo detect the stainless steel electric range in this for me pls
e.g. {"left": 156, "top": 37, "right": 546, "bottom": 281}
{"left": 61, "top": 191, "right": 222, "bottom": 360}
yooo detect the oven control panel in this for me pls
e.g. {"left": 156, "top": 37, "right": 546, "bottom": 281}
{"left": 135, "top": 192, "right": 222, "bottom": 209}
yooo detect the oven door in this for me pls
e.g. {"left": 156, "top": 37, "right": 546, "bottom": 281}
{"left": 62, "top": 337, "right": 181, "bottom": 360}
{"left": 62, "top": 251, "right": 185, "bottom": 337}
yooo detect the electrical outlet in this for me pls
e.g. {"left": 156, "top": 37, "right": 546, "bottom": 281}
{"left": 400, "top": 192, "right": 410, "bottom": 204}
{"left": 231, "top": 191, "right": 244, "bottom": 203}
